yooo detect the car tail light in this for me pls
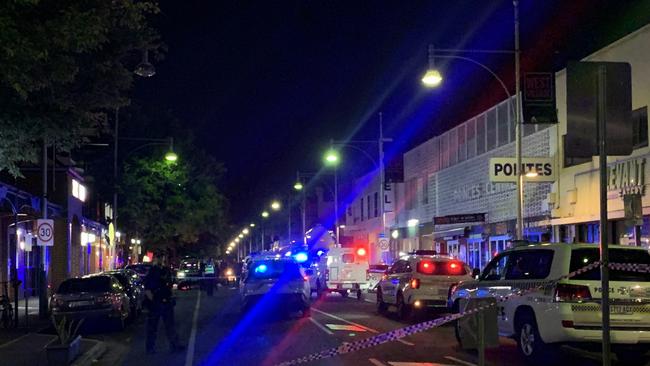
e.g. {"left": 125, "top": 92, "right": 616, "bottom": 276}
{"left": 554, "top": 284, "right": 592, "bottom": 302}
{"left": 410, "top": 278, "right": 420, "bottom": 289}
{"left": 417, "top": 260, "right": 435, "bottom": 274}
{"left": 447, "top": 261, "right": 463, "bottom": 275}
{"left": 356, "top": 247, "right": 367, "bottom": 257}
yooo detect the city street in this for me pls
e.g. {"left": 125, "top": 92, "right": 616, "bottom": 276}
{"left": 77, "top": 287, "right": 609, "bottom": 366}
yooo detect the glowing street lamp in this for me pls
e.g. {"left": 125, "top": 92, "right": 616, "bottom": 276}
{"left": 421, "top": 69, "right": 443, "bottom": 87}
{"left": 323, "top": 149, "right": 340, "bottom": 166}
{"left": 293, "top": 181, "right": 304, "bottom": 191}
{"left": 165, "top": 150, "right": 178, "bottom": 162}
{"left": 261, "top": 211, "right": 270, "bottom": 218}
{"left": 271, "top": 201, "right": 281, "bottom": 211}
{"left": 242, "top": 228, "right": 249, "bottom": 235}
{"left": 250, "top": 223, "right": 255, "bottom": 227}
{"left": 238, "top": 234, "right": 244, "bottom": 239}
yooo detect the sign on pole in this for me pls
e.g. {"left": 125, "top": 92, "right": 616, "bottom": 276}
{"left": 522, "top": 72, "right": 558, "bottom": 124}
{"left": 489, "top": 157, "right": 555, "bottom": 182}
{"left": 36, "top": 219, "right": 54, "bottom": 246}
{"left": 378, "top": 238, "right": 389, "bottom": 252}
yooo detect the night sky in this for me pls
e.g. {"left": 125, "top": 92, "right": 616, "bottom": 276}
{"left": 133, "top": 0, "right": 650, "bottom": 225}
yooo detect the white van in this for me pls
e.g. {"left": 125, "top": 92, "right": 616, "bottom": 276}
{"left": 325, "top": 247, "right": 370, "bottom": 299}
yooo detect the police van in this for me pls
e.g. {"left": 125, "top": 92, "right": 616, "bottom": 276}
{"left": 325, "top": 246, "right": 370, "bottom": 299}
{"left": 239, "top": 251, "right": 311, "bottom": 317}
{"left": 449, "top": 243, "right": 650, "bottom": 365}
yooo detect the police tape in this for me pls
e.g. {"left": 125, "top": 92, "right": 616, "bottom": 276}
{"left": 609, "top": 262, "right": 650, "bottom": 273}
{"left": 276, "top": 260, "right": 603, "bottom": 366}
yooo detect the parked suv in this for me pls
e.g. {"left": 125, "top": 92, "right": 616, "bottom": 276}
{"left": 377, "top": 252, "right": 472, "bottom": 319}
{"left": 449, "top": 243, "right": 650, "bottom": 365}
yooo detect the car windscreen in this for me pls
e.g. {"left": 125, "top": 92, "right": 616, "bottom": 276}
{"left": 571, "top": 248, "right": 650, "bottom": 282}
{"left": 247, "top": 261, "right": 303, "bottom": 281}
{"left": 107, "top": 273, "right": 129, "bottom": 288}
{"left": 58, "top": 277, "right": 112, "bottom": 294}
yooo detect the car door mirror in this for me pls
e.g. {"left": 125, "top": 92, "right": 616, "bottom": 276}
{"left": 472, "top": 268, "right": 481, "bottom": 279}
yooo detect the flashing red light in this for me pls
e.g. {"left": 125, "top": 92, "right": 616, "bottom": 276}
{"left": 356, "top": 247, "right": 367, "bottom": 256}
{"left": 303, "top": 276, "right": 309, "bottom": 282}
{"left": 447, "top": 261, "right": 463, "bottom": 274}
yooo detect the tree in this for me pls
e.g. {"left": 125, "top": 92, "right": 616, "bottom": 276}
{"left": 118, "top": 147, "right": 229, "bottom": 249}
{"left": 0, "top": 0, "right": 161, "bottom": 176}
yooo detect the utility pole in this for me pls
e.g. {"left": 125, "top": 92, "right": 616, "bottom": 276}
{"left": 39, "top": 139, "right": 48, "bottom": 319}
{"left": 513, "top": 0, "right": 523, "bottom": 240}
{"left": 113, "top": 107, "right": 119, "bottom": 266}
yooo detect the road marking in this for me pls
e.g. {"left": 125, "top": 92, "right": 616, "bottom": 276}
{"left": 312, "top": 308, "right": 414, "bottom": 346}
{"left": 325, "top": 324, "right": 367, "bottom": 332}
{"left": 184, "top": 290, "right": 202, "bottom": 366}
{"left": 369, "top": 358, "right": 388, "bottom": 366}
{"left": 308, "top": 317, "right": 334, "bottom": 335}
{"left": 443, "top": 356, "right": 477, "bottom": 366}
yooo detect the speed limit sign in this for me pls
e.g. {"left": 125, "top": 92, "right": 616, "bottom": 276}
{"left": 37, "top": 219, "right": 54, "bottom": 246}
{"left": 378, "top": 238, "right": 390, "bottom": 252}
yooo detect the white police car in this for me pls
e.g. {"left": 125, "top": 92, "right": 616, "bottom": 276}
{"left": 376, "top": 250, "right": 472, "bottom": 319}
{"left": 449, "top": 243, "right": 650, "bottom": 365}
{"left": 239, "top": 252, "right": 311, "bottom": 317}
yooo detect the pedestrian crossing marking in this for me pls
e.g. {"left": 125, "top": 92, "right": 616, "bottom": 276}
{"left": 325, "top": 324, "right": 367, "bottom": 332}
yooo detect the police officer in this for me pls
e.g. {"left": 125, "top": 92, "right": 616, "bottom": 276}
{"left": 144, "top": 258, "right": 185, "bottom": 354}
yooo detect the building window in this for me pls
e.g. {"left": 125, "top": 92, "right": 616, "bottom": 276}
{"left": 466, "top": 118, "right": 476, "bottom": 159}
{"left": 367, "top": 195, "right": 371, "bottom": 220}
{"left": 360, "top": 198, "right": 364, "bottom": 221}
{"left": 421, "top": 177, "right": 428, "bottom": 205}
{"left": 458, "top": 124, "right": 466, "bottom": 162}
{"left": 509, "top": 98, "right": 516, "bottom": 142}
{"left": 406, "top": 178, "right": 418, "bottom": 210}
{"left": 486, "top": 109, "right": 497, "bottom": 150}
{"left": 440, "top": 134, "right": 449, "bottom": 169}
{"left": 476, "top": 115, "right": 486, "bottom": 155}
{"left": 449, "top": 128, "right": 458, "bottom": 166}
{"left": 374, "top": 192, "right": 378, "bottom": 217}
{"left": 72, "top": 179, "right": 86, "bottom": 202}
{"left": 633, "top": 106, "right": 648, "bottom": 149}
{"left": 497, "top": 102, "right": 509, "bottom": 147}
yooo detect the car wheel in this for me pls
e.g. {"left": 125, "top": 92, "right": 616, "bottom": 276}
{"left": 515, "top": 311, "right": 557, "bottom": 364}
{"left": 376, "top": 289, "right": 388, "bottom": 315}
{"left": 396, "top": 292, "right": 411, "bottom": 321}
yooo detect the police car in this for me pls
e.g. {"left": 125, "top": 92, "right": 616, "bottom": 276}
{"left": 376, "top": 250, "right": 472, "bottom": 319}
{"left": 239, "top": 251, "right": 311, "bottom": 317}
{"left": 449, "top": 243, "right": 650, "bottom": 365}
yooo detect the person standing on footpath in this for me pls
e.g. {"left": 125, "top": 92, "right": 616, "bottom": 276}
{"left": 144, "top": 257, "right": 185, "bottom": 354}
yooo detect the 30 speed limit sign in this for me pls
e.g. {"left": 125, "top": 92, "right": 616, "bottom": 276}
{"left": 378, "top": 238, "right": 390, "bottom": 252}
{"left": 37, "top": 219, "right": 54, "bottom": 246}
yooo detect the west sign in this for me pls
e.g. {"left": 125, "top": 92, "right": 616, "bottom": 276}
{"left": 489, "top": 157, "right": 556, "bottom": 183}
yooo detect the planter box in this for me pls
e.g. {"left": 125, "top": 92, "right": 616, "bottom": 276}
{"left": 45, "top": 335, "right": 82, "bottom": 366}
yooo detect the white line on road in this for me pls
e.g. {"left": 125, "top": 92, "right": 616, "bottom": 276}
{"left": 369, "top": 358, "right": 388, "bottom": 366}
{"left": 312, "top": 308, "right": 414, "bottom": 346}
{"left": 184, "top": 290, "right": 202, "bottom": 366}
{"left": 444, "top": 356, "right": 477, "bottom": 366}
{"left": 309, "top": 317, "right": 334, "bottom": 335}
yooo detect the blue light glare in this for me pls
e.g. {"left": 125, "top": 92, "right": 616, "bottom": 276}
{"left": 316, "top": 250, "right": 325, "bottom": 256}
{"left": 284, "top": 251, "right": 292, "bottom": 257}
{"left": 294, "top": 252, "right": 308, "bottom": 263}
{"left": 254, "top": 264, "right": 268, "bottom": 273}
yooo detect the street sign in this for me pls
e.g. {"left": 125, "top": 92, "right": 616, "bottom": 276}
{"left": 36, "top": 219, "right": 54, "bottom": 246}
{"left": 489, "top": 157, "right": 555, "bottom": 182}
{"left": 565, "top": 61, "right": 632, "bottom": 158}
{"left": 378, "top": 238, "right": 389, "bottom": 251}
{"left": 522, "top": 72, "right": 558, "bottom": 124}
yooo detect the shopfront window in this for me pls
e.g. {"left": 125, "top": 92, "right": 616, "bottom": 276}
{"left": 632, "top": 106, "right": 648, "bottom": 149}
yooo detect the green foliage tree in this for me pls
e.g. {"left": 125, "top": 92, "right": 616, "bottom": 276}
{"left": 0, "top": 0, "right": 161, "bottom": 176}
{"left": 119, "top": 147, "right": 228, "bottom": 248}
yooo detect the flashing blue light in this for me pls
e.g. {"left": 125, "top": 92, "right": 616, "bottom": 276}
{"left": 294, "top": 252, "right": 309, "bottom": 263}
{"left": 284, "top": 251, "right": 292, "bottom": 257}
{"left": 254, "top": 264, "right": 268, "bottom": 273}
{"left": 316, "top": 250, "right": 325, "bottom": 256}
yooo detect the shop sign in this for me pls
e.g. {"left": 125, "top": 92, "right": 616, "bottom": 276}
{"left": 608, "top": 157, "right": 646, "bottom": 195}
{"left": 434, "top": 214, "right": 486, "bottom": 225}
{"left": 489, "top": 157, "right": 555, "bottom": 182}
{"left": 522, "top": 72, "right": 558, "bottom": 124}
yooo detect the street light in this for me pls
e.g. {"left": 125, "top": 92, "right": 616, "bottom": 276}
{"left": 134, "top": 49, "right": 156, "bottom": 78}
{"left": 250, "top": 223, "right": 255, "bottom": 227}
{"left": 243, "top": 228, "right": 249, "bottom": 235}
{"left": 238, "top": 234, "right": 244, "bottom": 239}
{"left": 165, "top": 150, "right": 178, "bottom": 162}
{"left": 271, "top": 200, "right": 281, "bottom": 211}
{"left": 421, "top": 69, "right": 443, "bottom": 87}
{"left": 324, "top": 149, "right": 340, "bottom": 165}
{"left": 293, "top": 181, "right": 304, "bottom": 191}
{"left": 261, "top": 211, "right": 270, "bottom": 218}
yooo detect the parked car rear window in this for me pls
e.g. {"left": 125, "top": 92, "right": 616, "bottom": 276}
{"left": 571, "top": 248, "right": 650, "bottom": 282}
{"left": 57, "top": 277, "right": 112, "bottom": 293}
{"left": 505, "top": 250, "right": 554, "bottom": 280}
{"left": 342, "top": 254, "right": 355, "bottom": 264}
{"left": 247, "top": 261, "right": 303, "bottom": 281}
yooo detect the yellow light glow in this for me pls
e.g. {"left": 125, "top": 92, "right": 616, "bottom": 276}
{"left": 421, "top": 69, "right": 443, "bottom": 87}
{"left": 271, "top": 201, "right": 281, "bottom": 211}
{"left": 261, "top": 211, "right": 270, "bottom": 218}
{"left": 294, "top": 182, "right": 304, "bottom": 191}
{"left": 525, "top": 171, "right": 539, "bottom": 178}
{"left": 243, "top": 228, "right": 249, "bottom": 235}
{"left": 414, "top": 300, "right": 422, "bottom": 308}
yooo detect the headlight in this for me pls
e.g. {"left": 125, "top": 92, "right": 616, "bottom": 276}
{"left": 226, "top": 269, "right": 233, "bottom": 276}
{"left": 177, "top": 272, "right": 186, "bottom": 278}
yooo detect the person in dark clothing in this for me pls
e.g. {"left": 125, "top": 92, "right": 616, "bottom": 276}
{"left": 144, "top": 260, "right": 184, "bottom": 354}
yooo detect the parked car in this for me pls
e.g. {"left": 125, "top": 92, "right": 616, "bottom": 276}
{"left": 50, "top": 275, "right": 130, "bottom": 330}
{"left": 449, "top": 243, "right": 650, "bottom": 365}
{"left": 377, "top": 252, "right": 472, "bottom": 319}
{"left": 366, "top": 264, "right": 390, "bottom": 292}
{"left": 176, "top": 258, "right": 202, "bottom": 285}
{"left": 102, "top": 270, "right": 145, "bottom": 319}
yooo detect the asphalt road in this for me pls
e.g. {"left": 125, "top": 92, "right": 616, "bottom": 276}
{"left": 88, "top": 287, "right": 619, "bottom": 366}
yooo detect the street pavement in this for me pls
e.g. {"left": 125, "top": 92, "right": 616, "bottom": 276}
{"left": 73, "top": 286, "right": 624, "bottom": 366}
